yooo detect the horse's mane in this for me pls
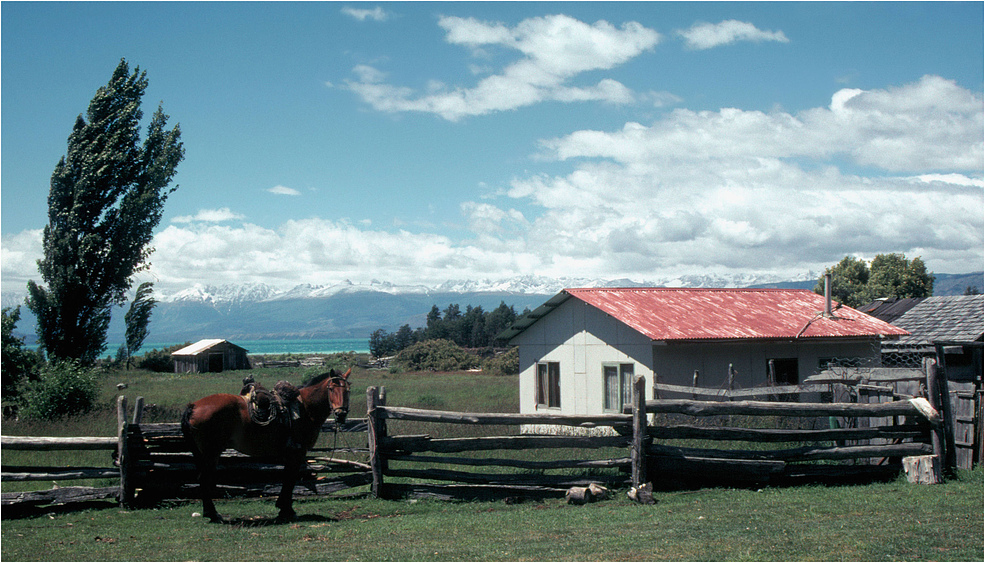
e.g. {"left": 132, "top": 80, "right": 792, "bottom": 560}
{"left": 301, "top": 370, "right": 337, "bottom": 389}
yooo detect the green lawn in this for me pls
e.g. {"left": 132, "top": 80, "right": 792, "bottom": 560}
{"left": 3, "top": 362, "right": 983, "bottom": 561}
{"left": 2, "top": 468, "right": 981, "bottom": 561}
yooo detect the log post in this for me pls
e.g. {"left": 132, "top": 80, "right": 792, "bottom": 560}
{"left": 924, "top": 358, "right": 948, "bottom": 481}
{"left": 903, "top": 455, "right": 942, "bottom": 485}
{"left": 116, "top": 396, "right": 135, "bottom": 508}
{"left": 631, "top": 375, "right": 648, "bottom": 486}
{"left": 367, "top": 386, "right": 386, "bottom": 498}
{"left": 132, "top": 396, "right": 145, "bottom": 425}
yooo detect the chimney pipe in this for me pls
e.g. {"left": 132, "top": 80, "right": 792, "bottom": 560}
{"left": 823, "top": 273, "right": 833, "bottom": 317}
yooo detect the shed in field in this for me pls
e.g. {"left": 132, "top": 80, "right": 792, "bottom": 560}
{"left": 172, "top": 339, "right": 251, "bottom": 373}
{"left": 503, "top": 288, "right": 908, "bottom": 433}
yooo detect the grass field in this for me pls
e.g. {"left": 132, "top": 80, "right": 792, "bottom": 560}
{"left": 2, "top": 360, "right": 983, "bottom": 561}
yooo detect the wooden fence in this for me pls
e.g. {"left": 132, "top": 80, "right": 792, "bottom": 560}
{"left": 3, "top": 366, "right": 950, "bottom": 509}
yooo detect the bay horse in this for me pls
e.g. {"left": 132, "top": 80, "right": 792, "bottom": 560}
{"left": 181, "top": 368, "right": 351, "bottom": 523}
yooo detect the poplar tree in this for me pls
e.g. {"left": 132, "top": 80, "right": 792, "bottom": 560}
{"left": 124, "top": 282, "right": 157, "bottom": 369}
{"left": 26, "top": 59, "right": 183, "bottom": 365}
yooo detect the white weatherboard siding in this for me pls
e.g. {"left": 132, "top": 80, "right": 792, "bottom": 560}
{"left": 514, "top": 298, "right": 654, "bottom": 424}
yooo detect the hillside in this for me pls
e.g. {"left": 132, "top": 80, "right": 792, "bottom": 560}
{"left": 5, "top": 272, "right": 981, "bottom": 344}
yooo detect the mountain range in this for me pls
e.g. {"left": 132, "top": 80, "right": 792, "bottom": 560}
{"left": 4, "top": 272, "right": 982, "bottom": 344}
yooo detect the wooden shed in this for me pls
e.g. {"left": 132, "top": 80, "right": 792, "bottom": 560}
{"left": 171, "top": 339, "right": 251, "bottom": 374}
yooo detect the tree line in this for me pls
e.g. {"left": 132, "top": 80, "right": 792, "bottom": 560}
{"left": 369, "top": 301, "right": 525, "bottom": 358}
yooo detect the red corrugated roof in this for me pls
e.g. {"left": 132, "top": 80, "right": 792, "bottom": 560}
{"left": 563, "top": 287, "right": 909, "bottom": 342}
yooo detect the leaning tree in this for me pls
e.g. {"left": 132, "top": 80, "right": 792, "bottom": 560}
{"left": 27, "top": 59, "right": 183, "bottom": 365}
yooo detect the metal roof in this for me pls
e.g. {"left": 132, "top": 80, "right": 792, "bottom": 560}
{"left": 859, "top": 297, "right": 925, "bottom": 324}
{"left": 890, "top": 295, "right": 984, "bottom": 346}
{"left": 502, "top": 288, "right": 909, "bottom": 343}
{"left": 171, "top": 339, "right": 247, "bottom": 356}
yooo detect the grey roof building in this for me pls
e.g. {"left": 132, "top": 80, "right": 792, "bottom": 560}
{"left": 888, "top": 295, "right": 984, "bottom": 352}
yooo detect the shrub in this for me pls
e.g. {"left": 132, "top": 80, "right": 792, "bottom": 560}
{"left": 394, "top": 339, "right": 479, "bottom": 372}
{"left": 18, "top": 360, "right": 99, "bottom": 420}
{"left": 482, "top": 346, "right": 519, "bottom": 376}
{"left": 137, "top": 342, "right": 190, "bottom": 372}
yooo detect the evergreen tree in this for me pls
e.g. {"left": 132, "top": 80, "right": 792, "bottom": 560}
{"left": 26, "top": 60, "right": 183, "bottom": 365}
{"left": 123, "top": 282, "right": 156, "bottom": 369}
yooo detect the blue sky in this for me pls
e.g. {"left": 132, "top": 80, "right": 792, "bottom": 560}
{"left": 2, "top": 2, "right": 983, "bottom": 297}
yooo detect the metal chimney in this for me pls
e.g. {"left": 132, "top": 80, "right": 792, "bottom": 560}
{"left": 823, "top": 273, "right": 833, "bottom": 317}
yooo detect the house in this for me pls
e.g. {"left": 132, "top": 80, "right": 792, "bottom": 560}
{"left": 171, "top": 339, "right": 251, "bottom": 373}
{"left": 503, "top": 288, "right": 908, "bottom": 433}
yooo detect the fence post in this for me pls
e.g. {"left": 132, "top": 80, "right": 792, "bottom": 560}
{"left": 367, "top": 386, "right": 386, "bottom": 498}
{"left": 116, "top": 395, "right": 135, "bottom": 507}
{"left": 631, "top": 375, "right": 648, "bottom": 486}
{"left": 925, "top": 357, "right": 957, "bottom": 478}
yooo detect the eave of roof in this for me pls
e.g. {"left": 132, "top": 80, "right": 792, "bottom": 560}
{"left": 502, "top": 287, "right": 909, "bottom": 343}
{"left": 171, "top": 339, "right": 247, "bottom": 356}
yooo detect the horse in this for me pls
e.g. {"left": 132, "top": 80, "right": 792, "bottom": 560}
{"left": 180, "top": 368, "right": 351, "bottom": 523}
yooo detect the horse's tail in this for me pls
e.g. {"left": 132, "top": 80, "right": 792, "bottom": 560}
{"left": 180, "top": 402, "right": 200, "bottom": 454}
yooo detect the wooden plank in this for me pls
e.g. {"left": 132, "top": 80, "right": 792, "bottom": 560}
{"left": 647, "top": 424, "right": 927, "bottom": 443}
{"left": 647, "top": 441, "right": 931, "bottom": 463}
{"left": 2, "top": 467, "right": 120, "bottom": 481}
{"left": 0, "top": 436, "right": 118, "bottom": 450}
{"left": 631, "top": 375, "right": 647, "bottom": 486}
{"left": 384, "top": 434, "right": 632, "bottom": 454}
{"left": 384, "top": 467, "right": 629, "bottom": 488}
{"left": 1, "top": 486, "right": 119, "bottom": 506}
{"left": 379, "top": 406, "right": 631, "bottom": 428}
{"left": 388, "top": 453, "right": 630, "bottom": 470}
{"left": 636, "top": 398, "right": 932, "bottom": 420}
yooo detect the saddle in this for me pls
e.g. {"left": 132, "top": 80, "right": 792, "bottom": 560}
{"left": 241, "top": 376, "right": 301, "bottom": 429}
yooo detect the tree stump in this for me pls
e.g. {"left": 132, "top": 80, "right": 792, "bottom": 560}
{"left": 565, "top": 483, "right": 610, "bottom": 505}
{"left": 903, "top": 455, "right": 942, "bottom": 485}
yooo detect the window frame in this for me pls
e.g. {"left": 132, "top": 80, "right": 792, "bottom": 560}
{"left": 536, "top": 361, "right": 561, "bottom": 409}
{"left": 603, "top": 362, "right": 635, "bottom": 413}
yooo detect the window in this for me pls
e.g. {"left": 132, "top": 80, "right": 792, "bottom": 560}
{"left": 536, "top": 362, "right": 560, "bottom": 408}
{"left": 768, "top": 358, "right": 798, "bottom": 385}
{"left": 603, "top": 363, "right": 634, "bottom": 412}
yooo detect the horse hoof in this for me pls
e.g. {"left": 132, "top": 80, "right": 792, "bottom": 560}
{"left": 276, "top": 511, "right": 297, "bottom": 523}
{"left": 207, "top": 514, "right": 224, "bottom": 524}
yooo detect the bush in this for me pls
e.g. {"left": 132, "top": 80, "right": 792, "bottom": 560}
{"left": 18, "top": 360, "right": 99, "bottom": 420}
{"left": 137, "top": 342, "right": 190, "bottom": 372}
{"left": 482, "top": 347, "right": 519, "bottom": 376}
{"left": 394, "top": 339, "right": 479, "bottom": 372}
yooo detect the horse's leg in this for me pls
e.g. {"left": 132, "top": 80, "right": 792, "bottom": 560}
{"left": 275, "top": 449, "right": 304, "bottom": 522}
{"left": 191, "top": 447, "right": 224, "bottom": 523}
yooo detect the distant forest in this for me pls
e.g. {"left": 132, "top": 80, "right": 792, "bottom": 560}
{"left": 369, "top": 302, "right": 525, "bottom": 358}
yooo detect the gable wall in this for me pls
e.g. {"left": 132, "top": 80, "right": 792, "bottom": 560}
{"left": 513, "top": 298, "right": 654, "bottom": 416}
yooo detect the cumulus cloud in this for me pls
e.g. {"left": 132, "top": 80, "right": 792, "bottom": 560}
{"left": 1, "top": 229, "right": 43, "bottom": 293}
{"left": 503, "top": 75, "right": 983, "bottom": 279}
{"left": 678, "top": 20, "right": 789, "bottom": 50}
{"left": 345, "top": 14, "right": 660, "bottom": 120}
{"left": 171, "top": 207, "right": 247, "bottom": 223}
{"left": 341, "top": 6, "right": 389, "bottom": 22}
{"left": 267, "top": 185, "right": 302, "bottom": 196}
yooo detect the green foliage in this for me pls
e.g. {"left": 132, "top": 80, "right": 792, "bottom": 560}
{"left": 17, "top": 360, "right": 100, "bottom": 420}
{"left": 394, "top": 339, "right": 480, "bottom": 371}
{"left": 136, "top": 342, "right": 190, "bottom": 373}
{"left": 123, "top": 282, "right": 156, "bottom": 369}
{"left": 26, "top": 59, "right": 183, "bottom": 366}
{"left": 482, "top": 346, "right": 519, "bottom": 376}
{"left": 2, "top": 306, "right": 41, "bottom": 399}
{"left": 371, "top": 301, "right": 519, "bottom": 358}
{"left": 816, "top": 253, "right": 935, "bottom": 308}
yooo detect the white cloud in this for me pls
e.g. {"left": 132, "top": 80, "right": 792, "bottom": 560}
{"left": 341, "top": 6, "right": 389, "bottom": 22}
{"left": 678, "top": 20, "right": 789, "bottom": 50}
{"left": 346, "top": 14, "right": 660, "bottom": 120}
{"left": 171, "top": 207, "right": 247, "bottom": 224}
{"left": 1, "top": 229, "right": 42, "bottom": 293}
{"left": 503, "top": 75, "right": 983, "bottom": 279}
{"left": 267, "top": 185, "right": 302, "bottom": 196}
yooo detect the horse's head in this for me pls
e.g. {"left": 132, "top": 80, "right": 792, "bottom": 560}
{"left": 327, "top": 368, "right": 351, "bottom": 425}
{"left": 300, "top": 368, "right": 352, "bottom": 426}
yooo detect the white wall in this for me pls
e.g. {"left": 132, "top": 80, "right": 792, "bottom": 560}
{"left": 513, "top": 297, "right": 654, "bottom": 418}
